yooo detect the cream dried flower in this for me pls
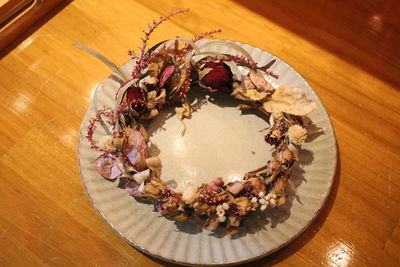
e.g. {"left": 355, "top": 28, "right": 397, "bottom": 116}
{"left": 99, "top": 135, "right": 117, "bottom": 150}
{"left": 287, "top": 125, "right": 307, "bottom": 145}
{"left": 216, "top": 208, "right": 225, "bottom": 217}
{"left": 182, "top": 184, "right": 197, "bottom": 204}
{"left": 222, "top": 203, "right": 230, "bottom": 210}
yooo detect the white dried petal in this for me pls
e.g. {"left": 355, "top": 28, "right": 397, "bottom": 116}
{"left": 218, "top": 216, "right": 226, "bottom": 223}
{"left": 138, "top": 181, "right": 145, "bottom": 193}
{"left": 260, "top": 204, "right": 267, "bottom": 211}
{"left": 270, "top": 198, "right": 276, "bottom": 207}
{"left": 222, "top": 203, "right": 230, "bottom": 210}
{"left": 216, "top": 205, "right": 224, "bottom": 213}
{"left": 258, "top": 192, "right": 265, "bottom": 198}
{"left": 133, "top": 169, "right": 150, "bottom": 184}
{"left": 265, "top": 194, "right": 272, "bottom": 201}
{"left": 259, "top": 199, "right": 266, "bottom": 205}
{"left": 251, "top": 197, "right": 258, "bottom": 203}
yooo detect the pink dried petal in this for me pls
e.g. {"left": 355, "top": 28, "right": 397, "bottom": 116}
{"left": 249, "top": 72, "right": 273, "bottom": 92}
{"left": 92, "top": 154, "right": 123, "bottom": 180}
{"left": 125, "top": 181, "right": 142, "bottom": 197}
{"left": 122, "top": 128, "right": 148, "bottom": 171}
{"left": 228, "top": 181, "right": 244, "bottom": 196}
{"left": 159, "top": 65, "right": 175, "bottom": 88}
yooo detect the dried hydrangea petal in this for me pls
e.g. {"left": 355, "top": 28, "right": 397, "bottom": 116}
{"left": 122, "top": 127, "right": 148, "bottom": 171}
{"left": 92, "top": 154, "right": 123, "bottom": 180}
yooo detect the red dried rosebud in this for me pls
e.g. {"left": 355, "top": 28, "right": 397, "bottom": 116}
{"left": 201, "top": 62, "right": 233, "bottom": 93}
{"left": 126, "top": 86, "right": 144, "bottom": 103}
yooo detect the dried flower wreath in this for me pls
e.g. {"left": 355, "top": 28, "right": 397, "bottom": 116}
{"left": 82, "top": 9, "right": 316, "bottom": 235}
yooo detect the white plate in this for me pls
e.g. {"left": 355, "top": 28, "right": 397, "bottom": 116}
{"left": 77, "top": 40, "right": 337, "bottom": 265}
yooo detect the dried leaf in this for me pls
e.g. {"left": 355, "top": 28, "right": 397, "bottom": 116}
{"left": 232, "top": 87, "right": 268, "bottom": 101}
{"left": 146, "top": 89, "right": 166, "bottom": 110}
{"left": 145, "top": 156, "right": 162, "bottom": 178}
{"left": 263, "top": 86, "right": 317, "bottom": 116}
{"left": 175, "top": 103, "right": 194, "bottom": 120}
{"left": 159, "top": 65, "right": 175, "bottom": 88}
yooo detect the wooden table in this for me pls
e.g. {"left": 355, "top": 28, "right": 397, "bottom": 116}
{"left": 1, "top": 0, "right": 399, "bottom": 266}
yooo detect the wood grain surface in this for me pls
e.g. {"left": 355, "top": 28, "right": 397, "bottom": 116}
{"left": 0, "top": 0, "right": 399, "bottom": 266}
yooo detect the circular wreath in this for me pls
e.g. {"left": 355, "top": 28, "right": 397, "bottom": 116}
{"left": 84, "top": 10, "right": 316, "bottom": 235}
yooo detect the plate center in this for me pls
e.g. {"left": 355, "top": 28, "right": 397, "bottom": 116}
{"left": 147, "top": 89, "right": 273, "bottom": 190}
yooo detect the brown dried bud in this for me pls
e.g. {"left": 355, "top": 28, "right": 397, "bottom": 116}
{"left": 143, "top": 178, "right": 166, "bottom": 199}
{"left": 232, "top": 196, "right": 252, "bottom": 216}
{"left": 280, "top": 149, "right": 293, "bottom": 162}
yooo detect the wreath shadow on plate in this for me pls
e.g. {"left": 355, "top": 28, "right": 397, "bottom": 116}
{"left": 139, "top": 86, "right": 317, "bottom": 237}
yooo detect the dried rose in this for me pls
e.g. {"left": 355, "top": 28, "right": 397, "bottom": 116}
{"left": 200, "top": 62, "right": 233, "bottom": 93}
{"left": 92, "top": 154, "right": 124, "bottom": 180}
{"left": 159, "top": 192, "right": 184, "bottom": 217}
{"left": 244, "top": 178, "right": 266, "bottom": 196}
{"left": 126, "top": 86, "right": 144, "bottom": 103}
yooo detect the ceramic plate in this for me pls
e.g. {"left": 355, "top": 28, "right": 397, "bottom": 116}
{"left": 77, "top": 40, "right": 337, "bottom": 265}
